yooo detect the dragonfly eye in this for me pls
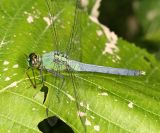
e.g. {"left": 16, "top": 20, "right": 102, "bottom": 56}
{"left": 33, "top": 55, "right": 37, "bottom": 58}
{"left": 28, "top": 53, "right": 41, "bottom": 68}
{"left": 29, "top": 53, "right": 36, "bottom": 59}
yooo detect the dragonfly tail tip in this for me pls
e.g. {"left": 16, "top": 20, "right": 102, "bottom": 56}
{"left": 140, "top": 71, "right": 146, "bottom": 75}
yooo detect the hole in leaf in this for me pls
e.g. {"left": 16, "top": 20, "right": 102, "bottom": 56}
{"left": 38, "top": 116, "right": 74, "bottom": 133}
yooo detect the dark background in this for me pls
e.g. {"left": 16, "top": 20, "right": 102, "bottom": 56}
{"left": 99, "top": 0, "right": 160, "bottom": 56}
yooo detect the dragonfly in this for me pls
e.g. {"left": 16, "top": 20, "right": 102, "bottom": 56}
{"left": 26, "top": 0, "right": 145, "bottom": 132}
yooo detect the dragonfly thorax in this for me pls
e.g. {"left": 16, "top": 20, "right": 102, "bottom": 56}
{"left": 53, "top": 51, "right": 68, "bottom": 63}
{"left": 41, "top": 51, "right": 69, "bottom": 71}
{"left": 28, "top": 53, "right": 41, "bottom": 68}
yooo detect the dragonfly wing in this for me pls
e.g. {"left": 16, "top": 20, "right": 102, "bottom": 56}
{"left": 45, "top": 0, "right": 87, "bottom": 60}
{"left": 66, "top": 66, "right": 87, "bottom": 132}
{"left": 45, "top": 0, "right": 88, "bottom": 131}
{"left": 65, "top": 0, "right": 87, "bottom": 60}
{"left": 64, "top": 1, "right": 88, "bottom": 131}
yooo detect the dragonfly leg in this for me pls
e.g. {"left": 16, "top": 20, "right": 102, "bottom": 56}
{"left": 25, "top": 67, "right": 36, "bottom": 88}
{"left": 31, "top": 68, "right": 37, "bottom": 87}
{"left": 40, "top": 67, "right": 46, "bottom": 85}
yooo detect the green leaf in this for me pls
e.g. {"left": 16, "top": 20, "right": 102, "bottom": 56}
{"left": 0, "top": 0, "right": 160, "bottom": 133}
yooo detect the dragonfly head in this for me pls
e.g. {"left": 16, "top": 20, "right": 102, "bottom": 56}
{"left": 28, "top": 53, "right": 41, "bottom": 68}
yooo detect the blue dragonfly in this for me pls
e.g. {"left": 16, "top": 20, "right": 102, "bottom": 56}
{"left": 26, "top": 0, "right": 145, "bottom": 132}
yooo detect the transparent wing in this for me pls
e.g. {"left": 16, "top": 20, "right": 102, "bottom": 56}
{"left": 45, "top": 0, "right": 87, "bottom": 60}
{"left": 45, "top": 0, "right": 60, "bottom": 51}
{"left": 63, "top": 1, "right": 88, "bottom": 131}
{"left": 65, "top": 0, "right": 84, "bottom": 59}
{"left": 44, "top": 0, "right": 88, "bottom": 131}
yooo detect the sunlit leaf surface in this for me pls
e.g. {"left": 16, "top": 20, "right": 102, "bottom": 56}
{"left": 0, "top": 0, "right": 160, "bottom": 133}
